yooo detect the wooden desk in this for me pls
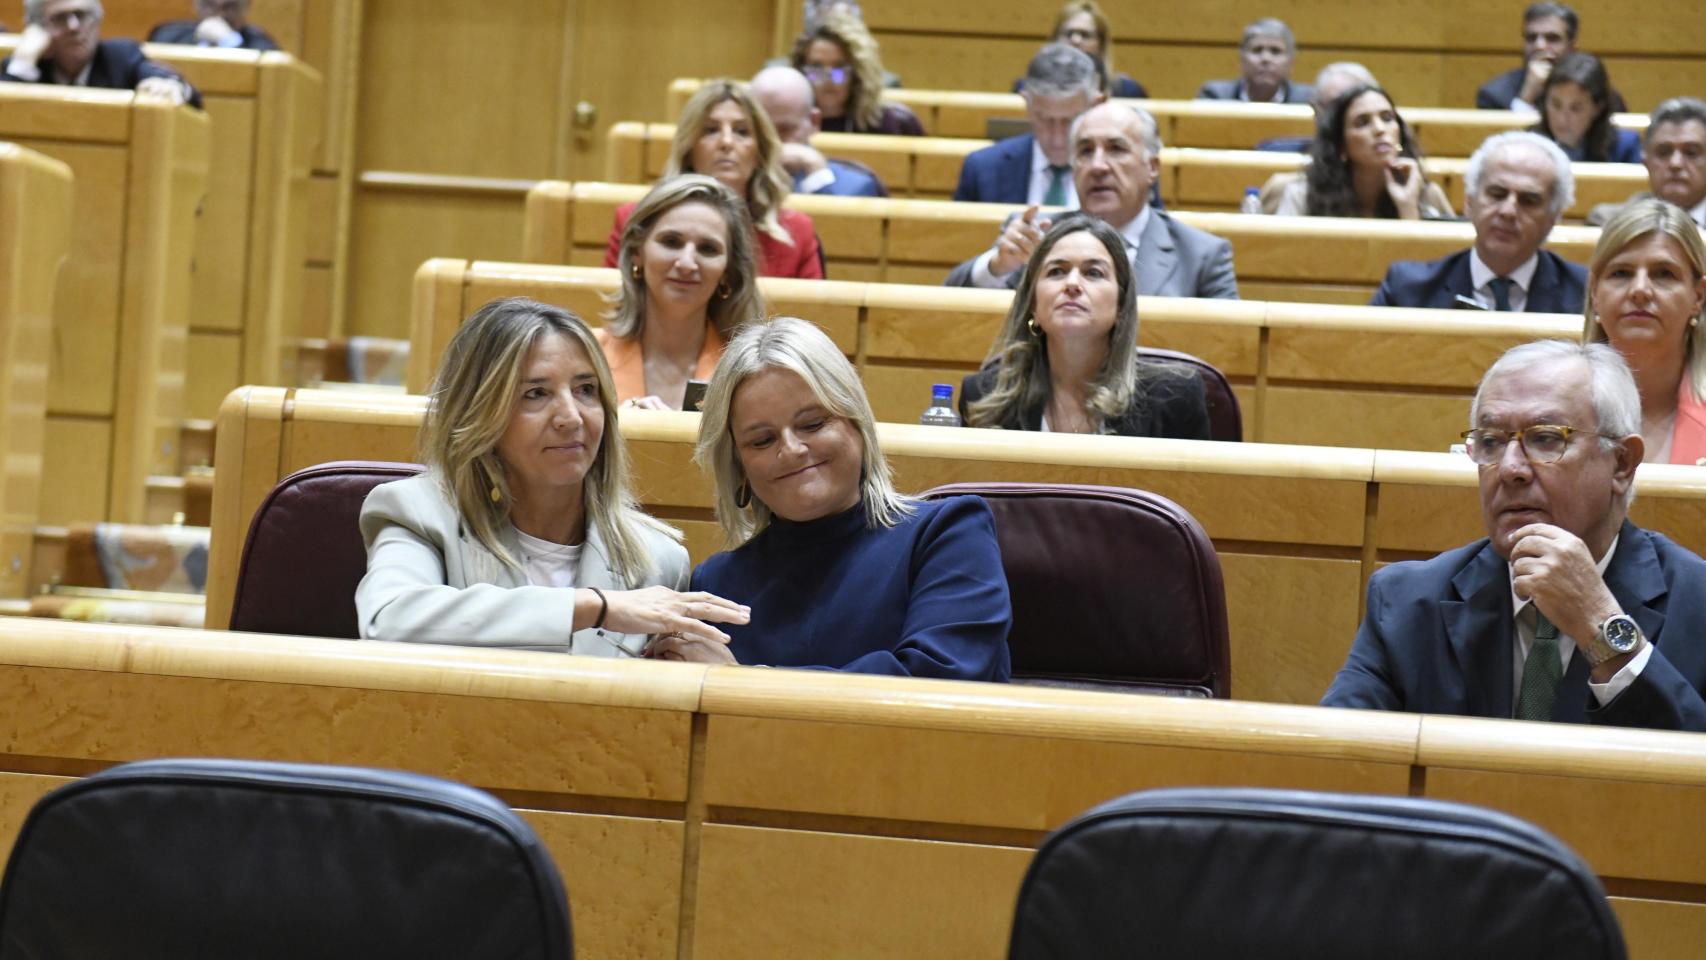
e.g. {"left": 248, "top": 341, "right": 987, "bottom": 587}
{"left": 409, "top": 259, "right": 1583, "bottom": 450}
{"left": 607, "top": 124, "right": 1646, "bottom": 220}
{"left": 1, "top": 619, "right": 1701, "bottom": 958}
{"left": 0, "top": 143, "right": 73, "bottom": 597}
{"left": 523, "top": 180, "right": 1601, "bottom": 301}
{"left": 666, "top": 78, "right": 1654, "bottom": 155}
{"left": 0, "top": 85, "right": 208, "bottom": 524}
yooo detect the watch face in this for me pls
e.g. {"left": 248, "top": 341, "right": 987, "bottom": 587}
{"left": 1603, "top": 615, "right": 1640, "bottom": 652}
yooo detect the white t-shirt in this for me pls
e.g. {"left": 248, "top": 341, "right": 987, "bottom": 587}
{"left": 514, "top": 528, "right": 582, "bottom": 589}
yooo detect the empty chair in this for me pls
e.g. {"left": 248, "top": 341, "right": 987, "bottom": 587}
{"left": 228, "top": 460, "right": 422, "bottom": 637}
{"left": 1010, "top": 787, "right": 1625, "bottom": 960}
{"left": 1138, "top": 346, "right": 1242, "bottom": 442}
{"left": 0, "top": 757, "right": 572, "bottom": 959}
{"left": 920, "top": 483, "right": 1229, "bottom": 697}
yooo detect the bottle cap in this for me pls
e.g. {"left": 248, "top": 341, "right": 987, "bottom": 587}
{"left": 931, "top": 383, "right": 953, "bottom": 400}
{"left": 1244, "top": 186, "right": 1259, "bottom": 195}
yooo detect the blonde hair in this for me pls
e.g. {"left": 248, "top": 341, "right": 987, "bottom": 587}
{"left": 790, "top": 11, "right": 887, "bottom": 132}
{"left": 605, "top": 174, "right": 767, "bottom": 341}
{"left": 965, "top": 214, "right": 1147, "bottom": 432}
{"left": 1051, "top": 0, "right": 1120, "bottom": 95}
{"left": 418, "top": 297, "right": 679, "bottom": 581}
{"left": 666, "top": 80, "right": 794, "bottom": 245}
{"left": 1583, "top": 197, "right": 1706, "bottom": 403}
{"left": 693, "top": 317, "right": 912, "bottom": 546}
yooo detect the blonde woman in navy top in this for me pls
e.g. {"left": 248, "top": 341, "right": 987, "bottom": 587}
{"left": 647, "top": 317, "right": 1013, "bottom": 680}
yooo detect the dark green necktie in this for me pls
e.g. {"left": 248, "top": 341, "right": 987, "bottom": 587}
{"left": 1515, "top": 611, "right": 1562, "bottom": 721}
{"left": 1043, "top": 165, "right": 1069, "bottom": 207}
{"left": 1490, "top": 276, "right": 1514, "bottom": 312}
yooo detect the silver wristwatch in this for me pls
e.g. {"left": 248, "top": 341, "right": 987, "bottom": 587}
{"left": 1585, "top": 613, "right": 1643, "bottom": 667}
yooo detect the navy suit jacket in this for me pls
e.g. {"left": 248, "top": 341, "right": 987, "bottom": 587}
{"left": 798, "top": 158, "right": 886, "bottom": 198}
{"left": 1323, "top": 521, "right": 1706, "bottom": 732}
{"left": 1, "top": 38, "right": 202, "bottom": 108}
{"left": 1370, "top": 248, "right": 1586, "bottom": 313}
{"left": 147, "top": 20, "right": 281, "bottom": 51}
{"left": 953, "top": 133, "right": 1035, "bottom": 204}
{"left": 1477, "top": 65, "right": 1627, "bottom": 112}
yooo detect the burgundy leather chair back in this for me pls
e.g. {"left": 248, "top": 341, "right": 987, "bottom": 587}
{"left": 920, "top": 483, "right": 1229, "bottom": 697}
{"left": 227, "top": 461, "right": 423, "bottom": 638}
{"left": 1137, "top": 346, "right": 1241, "bottom": 442}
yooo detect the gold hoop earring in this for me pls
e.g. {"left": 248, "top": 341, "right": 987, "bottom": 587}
{"left": 733, "top": 481, "right": 752, "bottom": 508}
{"left": 489, "top": 483, "right": 502, "bottom": 503}
{"left": 630, "top": 262, "right": 642, "bottom": 281}
{"left": 1027, "top": 316, "right": 1040, "bottom": 338}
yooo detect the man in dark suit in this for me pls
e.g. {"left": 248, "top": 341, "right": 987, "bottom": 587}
{"left": 952, "top": 43, "right": 1101, "bottom": 205}
{"left": 1473, "top": 2, "right": 1620, "bottom": 113}
{"left": 1588, "top": 97, "right": 1706, "bottom": 228}
{"left": 945, "top": 102, "right": 1238, "bottom": 300}
{"left": 1196, "top": 18, "right": 1311, "bottom": 104}
{"left": 751, "top": 65, "right": 886, "bottom": 198}
{"left": 1324, "top": 340, "right": 1706, "bottom": 732}
{"left": 3, "top": 0, "right": 201, "bottom": 107}
{"left": 1372, "top": 132, "right": 1585, "bottom": 312}
{"left": 148, "top": 0, "right": 279, "bottom": 51}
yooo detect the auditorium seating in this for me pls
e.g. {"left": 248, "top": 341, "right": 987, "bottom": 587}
{"left": 0, "top": 618, "right": 1701, "bottom": 957}
{"left": 608, "top": 121, "right": 1648, "bottom": 219}
{"left": 0, "top": 143, "right": 72, "bottom": 600}
{"left": 919, "top": 483, "right": 1230, "bottom": 698}
{"left": 0, "top": 39, "right": 322, "bottom": 422}
{"left": 1010, "top": 788, "right": 1626, "bottom": 958}
{"left": 409, "top": 260, "right": 1579, "bottom": 450}
{"left": 665, "top": 78, "right": 1655, "bottom": 155}
{"left": 202, "top": 390, "right": 1706, "bottom": 706}
{"left": 521, "top": 181, "right": 1602, "bottom": 300}
{"left": 0, "top": 757, "right": 574, "bottom": 958}
{"left": 0, "top": 85, "right": 207, "bottom": 526}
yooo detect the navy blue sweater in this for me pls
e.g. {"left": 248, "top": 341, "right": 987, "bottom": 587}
{"left": 691, "top": 496, "right": 1012, "bottom": 681}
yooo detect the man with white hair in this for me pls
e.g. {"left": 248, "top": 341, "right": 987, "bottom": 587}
{"left": 148, "top": 0, "right": 279, "bottom": 51}
{"left": 1325, "top": 340, "right": 1706, "bottom": 731}
{"left": 3, "top": 0, "right": 200, "bottom": 106}
{"left": 750, "top": 65, "right": 885, "bottom": 198}
{"left": 1371, "top": 131, "right": 1585, "bottom": 312}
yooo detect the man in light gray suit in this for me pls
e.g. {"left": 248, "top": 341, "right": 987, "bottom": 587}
{"left": 945, "top": 102, "right": 1240, "bottom": 299}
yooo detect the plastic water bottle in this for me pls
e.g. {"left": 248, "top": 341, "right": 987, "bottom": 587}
{"left": 919, "top": 384, "right": 961, "bottom": 427}
{"left": 1239, "top": 186, "right": 1263, "bottom": 215}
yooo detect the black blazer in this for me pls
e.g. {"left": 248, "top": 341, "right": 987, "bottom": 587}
{"left": 1, "top": 38, "right": 202, "bottom": 108}
{"left": 148, "top": 20, "right": 281, "bottom": 52}
{"left": 958, "top": 362, "right": 1211, "bottom": 439}
{"left": 1323, "top": 520, "right": 1706, "bottom": 732}
{"left": 1369, "top": 247, "right": 1587, "bottom": 313}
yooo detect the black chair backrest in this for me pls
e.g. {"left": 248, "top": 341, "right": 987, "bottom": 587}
{"left": 921, "top": 483, "right": 1229, "bottom": 697}
{"left": 0, "top": 758, "right": 572, "bottom": 959}
{"left": 228, "top": 460, "right": 423, "bottom": 637}
{"left": 1137, "top": 346, "right": 1241, "bottom": 442}
{"left": 1010, "top": 787, "right": 1626, "bottom": 960}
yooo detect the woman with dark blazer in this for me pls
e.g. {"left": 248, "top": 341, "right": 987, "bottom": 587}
{"left": 959, "top": 213, "right": 1210, "bottom": 439}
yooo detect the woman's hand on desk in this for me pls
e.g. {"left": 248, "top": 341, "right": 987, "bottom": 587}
{"left": 581, "top": 586, "right": 749, "bottom": 645}
{"left": 645, "top": 632, "right": 739, "bottom": 664}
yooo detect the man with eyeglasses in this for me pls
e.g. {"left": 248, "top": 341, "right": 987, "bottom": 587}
{"left": 1324, "top": 340, "right": 1706, "bottom": 731}
{"left": 3, "top": 0, "right": 202, "bottom": 108}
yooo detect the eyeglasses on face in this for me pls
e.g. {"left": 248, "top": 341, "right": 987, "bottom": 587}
{"left": 46, "top": 6, "right": 99, "bottom": 29}
{"left": 802, "top": 65, "right": 849, "bottom": 85}
{"left": 1459, "top": 424, "right": 1613, "bottom": 465}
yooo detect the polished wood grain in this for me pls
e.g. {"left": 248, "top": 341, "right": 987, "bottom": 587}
{"left": 0, "top": 143, "right": 72, "bottom": 597}
{"left": 522, "top": 180, "right": 1600, "bottom": 302}
{"left": 0, "top": 87, "right": 207, "bottom": 523}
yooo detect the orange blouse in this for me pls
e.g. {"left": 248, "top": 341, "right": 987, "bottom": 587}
{"left": 594, "top": 325, "right": 725, "bottom": 405}
{"left": 1671, "top": 375, "right": 1706, "bottom": 466}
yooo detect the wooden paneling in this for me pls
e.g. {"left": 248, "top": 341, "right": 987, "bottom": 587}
{"left": 4, "top": 620, "right": 1706, "bottom": 959}
{"left": 0, "top": 87, "right": 207, "bottom": 522}
{"left": 523, "top": 180, "right": 1601, "bottom": 302}
{"left": 0, "top": 143, "right": 73, "bottom": 596}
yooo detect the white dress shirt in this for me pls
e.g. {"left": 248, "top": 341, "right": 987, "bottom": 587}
{"left": 968, "top": 205, "right": 1153, "bottom": 289}
{"left": 1507, "top": 535, "right": 1652, "bottom": 707}
{"left": 1026, "top": 141, "right": 1078, "bottom": 208}
{"left": 1469, "top": 249, "right": 1540, "bottom": 312}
